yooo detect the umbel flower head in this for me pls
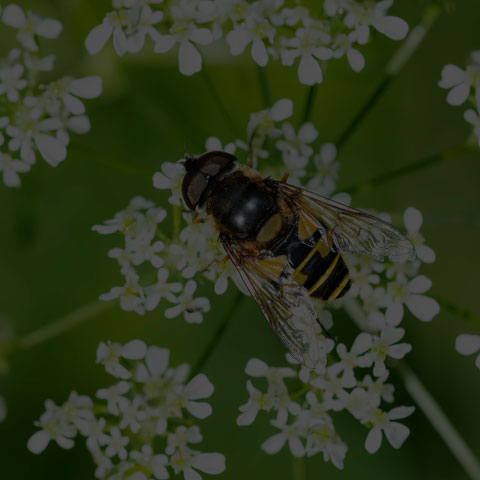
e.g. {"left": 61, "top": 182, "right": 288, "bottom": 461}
{"left": 92, "top": 96, "right": 440, "bottom": 467}
{"left": 84, "top": 0, "right": 408, "bottom": 83}
{"left": 28, "top": 340, "right": 226, "bottom": 480}
{"left": 0, "top": 3, "right": 102, "bottom": 188}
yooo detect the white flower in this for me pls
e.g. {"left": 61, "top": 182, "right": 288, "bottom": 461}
{"left": 153, "top": 161, "right": 185, "bottom": 206}
{"left": 92, "top": 196, "right": 153, "bottom": 235}
{"left": 2, "top": 4, "right": 62, "bottom": 51}
{"left": 128, "top": 6, "right": 164, "bottom": 53}
{"left": 96, "top": 381, "right": 130, "bottom": 415}
{"left": 171, "top": 373, "right": 215, "bottom": 419}
{"left": 27, "top": 400, "right": 76, "bottom": 454}
{"left": 130, "top": 445, "right": 169, "bottom": 480}
{"left": 344, "top": 0, "right": 408, "bottom": 45}
{"left": 361, "top": 374, "right": 395, "bottom": 403}
{"left": 386, "top": 275, "right": 440, "bottom": 323}
{"left": 439, "top": 62, "right": 480, "bottom": 106}
{"left": 205, "top": 136, "right": 236, "bottom": 154}
{"left": 364, "top": 327, "right": 411, "bottom": 378}
{"left": 305, "top": 421, "right": 347, "bottom": 469}
{"left": 145, "top": 268, "right": 182, "bottom": 311}
{"left": 276, "top": 121, "right": 318, "bottom": 164}
{"left": 328, "top": 333, "right": 372, "bottom": 387}
{"left": 403, "top": 207, "right": 435, "bottom": 263}
{"left": 247, "top": 98, "right": 293, "bottom": 138}
{"left": 0, "top": 64, "right": 27, "bottom": 102}
{"left": 245, "top": 358, "right": 296, "bottom": 389}
{"left": 99, "top": 270, "right": 146, "bottom": 315}
{"left": 360, "top": 286, "right": 389, "bottom": 328}
{"left": 0, "top": 152, "right": 29, "bottom": 187}
{"left": 309, "top": 371, "right": 350, "bottom": 411}
{"left": 135, "top": 346, "right": 172, "bottom": 400}
{"left": 307, "top": 142, "right": 339, "bottom": 195}
{"left": 332, "top": 32, "right": 365, "bottom": 72}
{"left": 96, "top": 339, "right": 147, "bottom": 379}
{"left": 6, "top": 107, "right": 67, "bottom": 167}
{"left": 105, "top": 427, "right": 129, "bottom": 460}
{"left": 261, "top": 417, "right": 306, "bottom": 457}
{"left": 164, "top": 280, "right": 211, "bottom": 323}
{"left": 24, "top": 52, "right": 56, "bottom": 72}
{"left": 169, "top": 449, "right": 226, "bottom": 480}
{"left": 364, "top": 406, "right": 415, "bottom": 453}
{"left": 166, "top": 425, "right": 202, "bottom": 454}
{"left": 118, "top": 396, "right": 146, "bottom": 433}
{"left": 154, "top": 20, "right": 213, "bottom": 75}
{"left": 226, "top": 16, "right": 275, "bottom": 67}
{"left": 237, "top": 380, "right": 274, "bottom": 426}
{"left": 456, "top": 334, "right": 480, "bottom": 369}
{"left": 43, "top": 76, "right": 103, "bottom": 116}
{"left": 85, "top": 10, "right": 131, "bottom": 56}
{"left": 76, "top": 417, "right": 110, "bottom": 452}
{"left": 281, "top": 27, "right": 332, "bottom": 85}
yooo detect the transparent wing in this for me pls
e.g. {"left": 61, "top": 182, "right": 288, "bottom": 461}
{"left": 274, "top": 181, "right": 415, "bottom": 262}
{"left": 221, "top": 236, "right": 322, "bottom": 368}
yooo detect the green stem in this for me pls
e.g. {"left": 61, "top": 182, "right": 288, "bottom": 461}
{"left": 189, "top": 291, "right": 245, "bottom": 379}
{"left": 342, "top": 144, "right": 474, "bottom": 195}
{"left": 343, "top": 298, "right": 480, "bottom": 480}
{"left": 336, "top": 4, "right": 441, "bottom": 150}
{"left": 292, "top": 456, "right": 305, "bottom": 480}
{"left": 173, "top": 205, "right": 182, "bottom": 239}
{"left": 302, "top": 85, "right": 317, "bottom": 124}
{"left": 256, "top": 65, "right": 272, "bottom": 108}
{"left": 399, "top": 365, "right": 480, "bottom": 480}
{"left": 433, "top": 297, "right": 480, "bottom": 329}
{"left": 70, "top": 142, "right": 155, "bottom": 180}
{"left": 17, "top": 299, "right": 117, "bottom": 351}
{"left": 202, "top": 69, "right": 239, "bottom": 137}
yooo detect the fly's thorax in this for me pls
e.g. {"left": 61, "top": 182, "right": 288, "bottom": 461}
{"left": 206, "top": 171, "right": 280, "bottom": 240}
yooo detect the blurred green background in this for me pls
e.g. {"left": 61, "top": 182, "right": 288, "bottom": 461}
{"left": 1, "top": 0, "right": 480, "bottom": 478}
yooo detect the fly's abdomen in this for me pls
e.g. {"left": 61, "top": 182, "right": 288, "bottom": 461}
{"left": 290, "top": 235, "right": 351, "bottom": 301}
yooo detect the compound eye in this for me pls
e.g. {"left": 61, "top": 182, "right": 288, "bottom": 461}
{"left": 183, "top": 172, "right": 208, "bottom": 210}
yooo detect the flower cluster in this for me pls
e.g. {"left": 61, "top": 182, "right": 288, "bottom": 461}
{"left": 439, "top": 50, "right": 480, "bottom": 147}
{"left": 28, "top": 340, "right": 226, "bottom": 480}
{"left": 236, "top": 347, "right": 416, "bottom": 468}
{"left": 85, "top": 0, "right": 408, "bottom": 82}
{"left": 0, "top": 3, "right": 102, "bottom": 187}
{"left": 94, "top": 98, "right": 344, "bottom": 320}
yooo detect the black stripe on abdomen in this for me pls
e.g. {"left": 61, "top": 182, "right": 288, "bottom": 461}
{"left": 302, "top": 250, "right": 338, "bottom": 290}
{"left": 310, "top": 255, "right": 351, "bottom": 300}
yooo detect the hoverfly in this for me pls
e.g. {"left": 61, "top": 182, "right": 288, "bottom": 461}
{"left": 181, "top": 150, "right": 414, "bottom": 368}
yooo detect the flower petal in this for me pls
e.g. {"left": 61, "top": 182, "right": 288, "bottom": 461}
{"left": 178, "top": 41, "right": 202, "bottom": 76}
{"left": 385, "top": 422, "right": 410, "bottom": 448}
{"left": 192, "top": 453, "right": 226, "bottom": 474}
{"left": 365, "top": 427, "right": 382, "bottom": 453}
{"left": 27, "top": 431, "right": 50, "bottom": 454}
{"left": 446, "top": 82, "right": 470, "bottom": 106}
{"left": 85, "top": 22, "right": 113, "bottom": 55}
{"left": 70, "top": 76, "right": 103, "bottom": 98}
{"left": 406, "top": 295, "right": 440, "bottom": 322}
{"left": 185, "top": 373, "right": 214, "bottom": 400}
{"left": 245, "top": 358, "right": 269, "bottom": 377}
{"left": 34, "top": 133, "right": 67, "bottom": 167}
{"left": 261, "top": 433, "right": 286, "bottom": 454}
